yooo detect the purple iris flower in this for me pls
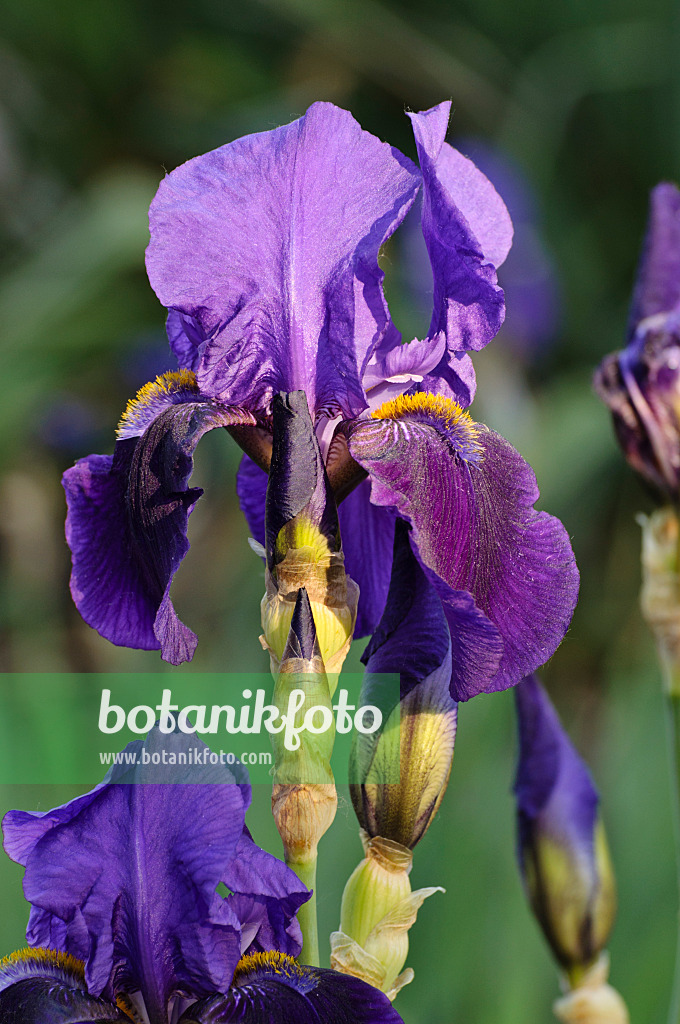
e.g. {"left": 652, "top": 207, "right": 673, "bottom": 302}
{"left": 514, "top": 677, "right": 616, "bottom": 974}
{"left": 0, "top": 729, "right": 403, "bottom": 1024}
{"left": 595, "top": 182, "right": 680, "bottom": 501}
{"left": 63, "top": 100, "right": 578, "bottom": 699}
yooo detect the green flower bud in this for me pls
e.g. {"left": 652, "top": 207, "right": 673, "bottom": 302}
{"left": 330, "top": 833, "right": 443, "bottom": 1001}
{"left": 350, "top": 519, "right": 457, "bottom": 847}
{"left": 515, "top": 678, "right": 617, "bottom": 979}
{"left": 270, "top": 588, "right": 335, "bottom": 787}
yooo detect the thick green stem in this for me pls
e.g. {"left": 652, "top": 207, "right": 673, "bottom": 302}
{"left": 664, "top": 687, "right": 680, "bottom": 1024}
{"left": 288, "top": 854, "right": 319, "bottom": 967}
{"left": 639, "top": 508, "right": 680, "bottom": 1024}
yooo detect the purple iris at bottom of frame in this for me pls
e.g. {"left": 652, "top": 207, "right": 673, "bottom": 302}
{"left": 0, "top": 728, "right": 403, "bottom": 1024}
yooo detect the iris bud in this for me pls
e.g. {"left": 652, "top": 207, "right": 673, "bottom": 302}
{"left": 330, "top": 833, "right": 442, "bottom": 1001}
{"left": 260, "top": 391, "right": 358, "bottom": 685}
{"left": 594, "top": 183, "right": 680, "bottom": 501}
{"left": 271, "top": 587, "right": 335, "bottom": 788}
{"left": 350, "top": 520, "right": 457, "bottom": 848}
{"left": 514, "top": 677, "right": 617, "bottom": 981}
{"left": 332, "top": 523, "right": 447, "bottom": 999}
{"left": 271, "top": 588, "right": 337, "bottom": 863}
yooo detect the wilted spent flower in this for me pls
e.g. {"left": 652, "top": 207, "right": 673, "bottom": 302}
{"left": 260, "top": 391, "right": 358, "bottom": 681}
{"left": 514, "top": 676, "right": 617, "bottom": 981}
{"left": 594, "top": 182, "right": 680, "bottom": 501}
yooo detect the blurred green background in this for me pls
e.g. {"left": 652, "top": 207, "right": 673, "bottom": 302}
{"left": 0, "top": 0, "right": 678, "bottom": 1020}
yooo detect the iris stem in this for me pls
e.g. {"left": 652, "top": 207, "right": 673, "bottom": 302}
{"left": 288, "top": 854, "right": 320, "bottom": 967}
{"left": 659, "top": 513, "right": 680, "bottom": 1024}
{"left": 664, "top": 682, "right": 680, "bottom": 1024}
{"left": 639, "top": 508, "right": 680, "bottom": 1024}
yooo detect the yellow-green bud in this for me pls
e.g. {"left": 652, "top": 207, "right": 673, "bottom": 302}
{"left": 260, "top": 526, "right": 358, "bottom": 688}
{"left": 330, "top": 832, "right": 443, "bottom": 1001}
{"left": 515, "top": 678, "right": 617, "bottom": 977}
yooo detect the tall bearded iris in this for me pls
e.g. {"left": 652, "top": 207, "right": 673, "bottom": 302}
{"left": 63, "top": 100, "right": 578, "bottom": 700}
{"left": 0, "top": 729, "right": 403, "bottom": 1024}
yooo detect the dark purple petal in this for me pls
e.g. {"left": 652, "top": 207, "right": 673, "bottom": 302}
{"left": 265, "top": 392, "right": 339, "bottom": 572}
{"left": 595, "top": 184, "right": 680, "bottom": 501}
{"left": 0, "top": 981, "right": 128, "bottom": 1023}
{"left": 146, "top": 102, "right": 421, "bottom": 419}
{"left": 179, "top": 953, "right": 404, "bottom": 1024}
{"left": 594, "top": 311, "right": 680, "bottom": 499}
{"left": 224, "top": 830, "right": 307, "bottom": 957}
{"left": 629, "top": 182, "right": 680, "bottom": 329}
{"left": 348, "top": 400, "right": 578, "bottom": 697}
{"left": 0, "top": 951, "right": 129, "bottom": 1022}
{"left": 356, "top": 516, "right": 500, "bottom": 711}
{"left": 236, "top": 454, "right": 267, "bottom": 548}
{"left": 408, "top": 103, "right": 512, "bottom": 368}
{"left": 63, "top": 379, "right": 254, "bottom": 664}
{"left": 515, "top": 677, "right": 597, "bottom": 844}
{"left": 338, "top": 480, "right": 396, "bottom": 638}
{"left": 361, "top": 519, "right": 450, "bottom": 694}
{"left": 3, "top": 731, "right": 274, "bottom": 1022}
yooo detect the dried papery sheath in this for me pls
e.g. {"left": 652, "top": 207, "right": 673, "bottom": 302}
{"left": 553, "top": 953, "right": 629, "bottom": 1024}
{"left": 514, "top": 677, "right": 617, "bottom": 979}
{"left": 330, "top": 833, "right": 442, "bottom": 1002}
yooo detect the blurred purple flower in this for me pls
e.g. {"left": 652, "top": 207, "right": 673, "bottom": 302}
{"left": 595, "top": 182, "right": 680, "bottom": 500}
{"left": 514, "top": 677, "right": 616, "bottom": 974}
{"left": 62, "top": 101, "right": 578, "bottom": 701}
{"left": 0, "top": 729, "right": 402, "bottom": 1024}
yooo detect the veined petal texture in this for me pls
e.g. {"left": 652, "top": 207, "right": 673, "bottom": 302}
{"left": 146, "top": 102, "right": 421, "bottom": 419}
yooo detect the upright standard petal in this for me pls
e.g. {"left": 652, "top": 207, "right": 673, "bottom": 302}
{"left": 146, "top": 102, "right": 421, "bottom": 419}
{"left": 629, "top": 182, "right": 680, "bottom": 329}
{"left": 514, "top": 677, "right": 617, "bottom": 973}
{"left": 407, "top": 103, "right": 512, "bottom": 402}
{"left": 348, "top": 393, "right": 579, "bottom": 697}
{"left": 2, "top": 730, "right": 309, "bottom": 1024}
{"left": 63, "top": 372, "right": 255, "bottom": 664}
{"left": 179, "top": 952, "right": 403, "bottom": 1024}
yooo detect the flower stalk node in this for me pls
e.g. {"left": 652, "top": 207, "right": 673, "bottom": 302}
{"left": 553, "top": 954, "right": 629, "bottom": 1024}
{"left": 332, "top": 830, "right": 443, "bottom": 1000}
{"left": 271, "top": 783, "right": 338, "bottom": 865}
